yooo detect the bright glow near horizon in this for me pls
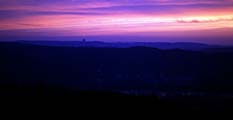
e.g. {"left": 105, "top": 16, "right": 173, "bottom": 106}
{"left": 0, "top": 0, "right": 233, "bottom": 44}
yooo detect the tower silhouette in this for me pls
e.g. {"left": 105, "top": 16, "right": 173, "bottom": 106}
{"left": 82, "top": 38, "right": 86, "bottom": 43}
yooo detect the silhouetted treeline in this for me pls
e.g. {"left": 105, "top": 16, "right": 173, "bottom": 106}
{"left": 1, "top": 42, "right": 233, "bottom": 94}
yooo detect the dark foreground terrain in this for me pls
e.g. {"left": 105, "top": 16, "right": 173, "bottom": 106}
{"left": 1, "top": 42, "right": 233, "bottom": 112}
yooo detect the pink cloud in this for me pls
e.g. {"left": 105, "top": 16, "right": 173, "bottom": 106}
{"left": 0, "top": 0, "right": 233, "bottom": 38}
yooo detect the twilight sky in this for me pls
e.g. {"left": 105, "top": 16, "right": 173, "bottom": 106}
{"left": 0, "top": 0, "right": 233, "bottom": 44}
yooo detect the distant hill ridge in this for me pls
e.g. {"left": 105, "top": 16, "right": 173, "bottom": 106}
{"left": 17, "top": 41, "right": 223, "bottom": 51}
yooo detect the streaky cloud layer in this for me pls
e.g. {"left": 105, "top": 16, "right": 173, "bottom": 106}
{"left": 0, "top": 0, "right": 233, "bottom": 44}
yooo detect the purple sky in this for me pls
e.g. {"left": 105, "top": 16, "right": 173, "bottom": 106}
{"left": 0, "top": 0, "right": 233, "bottom": 44}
